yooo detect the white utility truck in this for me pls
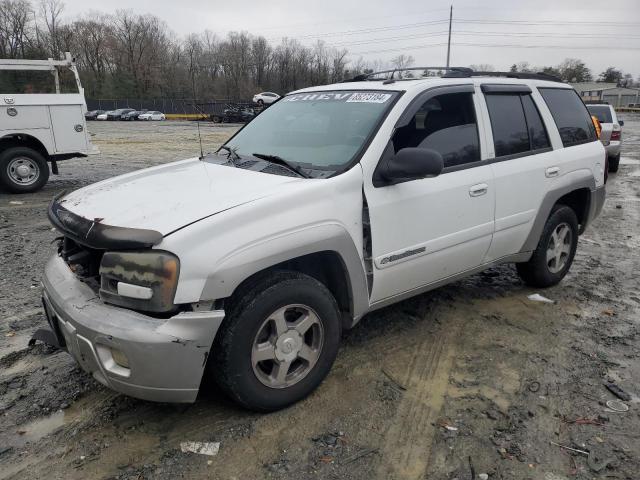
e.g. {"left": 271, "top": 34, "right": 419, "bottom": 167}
{"left": 0, "top": 52, "right": 97, "bottom": 193}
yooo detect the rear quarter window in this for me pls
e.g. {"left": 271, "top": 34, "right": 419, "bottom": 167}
{"left": 539, "top": 88, "right": 597, "bottom": 147}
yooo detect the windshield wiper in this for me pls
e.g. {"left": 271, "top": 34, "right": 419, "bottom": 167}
{"left": 217, "top": 145, "right": 240, "bottom": 164}
{"left": 252, "top": 153, "right": 310, "bottom": 178}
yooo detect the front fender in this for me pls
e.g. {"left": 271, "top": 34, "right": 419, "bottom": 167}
{"left": 200, "top": 222, "right": 370, "bottom": 321}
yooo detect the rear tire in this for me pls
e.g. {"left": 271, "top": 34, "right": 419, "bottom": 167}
{"left": 608, "top": 153, "right": 620, "bottom": 173}
{"left": 516, "top": 205, "right": 579, "bottom": 288}
{"left": 0, "top": 147, "right": 49, "bottom": 193}
{"left": 211, "top": 271, "right": 342, "bottom": 411}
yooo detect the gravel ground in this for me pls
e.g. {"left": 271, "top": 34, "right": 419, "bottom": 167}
{"left": 1, "top": 116, "right": 639, "bottom": 480}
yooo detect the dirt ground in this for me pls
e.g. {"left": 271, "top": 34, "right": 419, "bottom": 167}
{"left": 1, "top": 117, "right": 639, "bottom": 480}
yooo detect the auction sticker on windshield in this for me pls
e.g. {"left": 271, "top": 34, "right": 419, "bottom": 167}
{"left": 284, "top": 91, "right": 393, "bottom": 103}
{"left": 346, "top": 92, "right": 392, "bottom": 103}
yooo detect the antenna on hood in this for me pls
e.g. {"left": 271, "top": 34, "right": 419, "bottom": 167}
{"left": 191, "top": 78, "right": 205, "bottom": 160}
{"left": 196, "top": 117, "right": 204, "bottom": 160}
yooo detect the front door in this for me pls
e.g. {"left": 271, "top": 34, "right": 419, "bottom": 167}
{"left": 364, "top": 85, "right": 495, "bottom": 305}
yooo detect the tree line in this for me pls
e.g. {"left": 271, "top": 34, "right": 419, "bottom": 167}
{"left": 1, "top": 0, "right": 637, "bottom": 101}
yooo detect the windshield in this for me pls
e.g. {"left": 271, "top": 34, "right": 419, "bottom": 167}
{"left": 587, "top": 105, "right": 613, "bottom": 124}
{"left": 225, "top": 90, "right": 399, "bottom": 173}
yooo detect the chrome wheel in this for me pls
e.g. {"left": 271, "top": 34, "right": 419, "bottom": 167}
{"left": 546, "top": 223, "right": 572, "bottom": 274}
{"left": 7, "top": 157, "right": 40, "bottom": 186}
{"left": 251, "top": 304, "right": 324, "bottom": 389}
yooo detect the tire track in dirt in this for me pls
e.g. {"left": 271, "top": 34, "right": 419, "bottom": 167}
{"left": 378, "top": 318, "right": 460, "bottom": 479}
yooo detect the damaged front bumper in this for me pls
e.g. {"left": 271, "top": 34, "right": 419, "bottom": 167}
{"left": 42, "top": 255, "right": 224, "bottom": 403}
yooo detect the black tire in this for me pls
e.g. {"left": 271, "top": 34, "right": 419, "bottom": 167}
{"left": 257, "top": 99, "right": 264, "bottom": 106}
{"left": 516, "top": 205, "right": 579, "bottom": 288}
{"left": 211, "top": 271, "right": 342, "bottom": 411}
{"left": 0, "top": 147, "right": 49, "bottom": 193}
{"left": 608, "top": 153, "right": 620, "bottom": 173}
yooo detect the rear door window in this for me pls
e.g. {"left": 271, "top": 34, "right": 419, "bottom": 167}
{"left": 485, "top": 94, "right": 530, "bottom": 157}
{"left": 539, "top": 88, "right": 597, "bottom": 147}
{"left": 521, "top": 95, "right": 551, "bottom": 150}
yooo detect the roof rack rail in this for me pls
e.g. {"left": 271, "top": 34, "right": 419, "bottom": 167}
{"left": 469, "top": 71, "right": 563, "bottom": 82}
{"left": 345, "top": 67, "right": 563, "bottom": 83}
{"left": 346, "top": 67, "right": 472, "bottom": 83}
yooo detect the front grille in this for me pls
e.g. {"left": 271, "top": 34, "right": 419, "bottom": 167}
{"left": 58, "top": 236, "right": 103, "bottom": 285}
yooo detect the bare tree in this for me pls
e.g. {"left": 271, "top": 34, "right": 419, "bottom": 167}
{"left": 0, "top": 0, "right": 34, "bottom": 58}
{"left": 39, "top": 0, "right": 64, "bottom": 57}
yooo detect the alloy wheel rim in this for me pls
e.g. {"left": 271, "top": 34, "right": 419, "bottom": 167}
{"left": 251, "top": 304, "right": 324, "bottom": 389}
{"left": 546, "top": 223, "right": 572, "bottom": 274}
{"left": 7, "top": 157, "right": 40, "bottom": 186}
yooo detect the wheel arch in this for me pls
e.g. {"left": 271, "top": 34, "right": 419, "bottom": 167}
{"left": 0, "top": 133, "right": 50, "bottom": 158}
{"left": 199, "top": 224, "right": 370, "bottom": 329}
{"left": 520, "top": 174, "right": 596, "bottom": 253}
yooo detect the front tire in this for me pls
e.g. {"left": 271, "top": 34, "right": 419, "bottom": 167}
{"left": 608, "top": 153, "right": 620, "bottom": 173}
{"left": 0, "top": 147, "right": 49, "bottom": 193}
{"left": 211, "top": 271, "right": 342, "bottom": 411}
{"left": 516, "top": 205, "right": 579, "bottom": 288}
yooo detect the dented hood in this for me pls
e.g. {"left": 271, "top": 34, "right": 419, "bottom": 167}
{"left": 59, "top": 158, "right": 304, "bottom": 236}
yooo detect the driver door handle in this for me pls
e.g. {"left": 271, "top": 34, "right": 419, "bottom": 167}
{"left": 469, "top": 183, "right": 488, "bottom": 197}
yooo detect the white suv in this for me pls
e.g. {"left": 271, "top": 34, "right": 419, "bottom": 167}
{"left": 42, "top": 69, "right": 606, "bottom": 411}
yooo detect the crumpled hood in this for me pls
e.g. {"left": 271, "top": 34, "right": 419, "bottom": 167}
{"left": 59, "top": 158, "right": 303, "bottom": 235}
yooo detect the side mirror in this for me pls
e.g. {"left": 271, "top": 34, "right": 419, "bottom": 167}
{"left": 619, "top": 120, "right": 624, "bottom": 127}
{"left": 378, "top": 148, "right": 444, "bottom": 186}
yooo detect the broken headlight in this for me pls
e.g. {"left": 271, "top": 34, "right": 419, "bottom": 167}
{"left": 99, "top": 251, "right": 180, "bottom": 313}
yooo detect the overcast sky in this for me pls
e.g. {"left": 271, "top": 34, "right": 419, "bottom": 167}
{"left": 61, "top": 0, "right": 640, "bottom": 78}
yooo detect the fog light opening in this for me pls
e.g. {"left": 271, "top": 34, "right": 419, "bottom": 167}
{"left": 111, "top": 348, "right": 130, "bottom": 368}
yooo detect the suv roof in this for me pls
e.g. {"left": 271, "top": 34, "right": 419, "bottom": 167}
{"left": 292, "top": 67, "right": 570, "bottom": 95}
{"left": 294, "top": 75, "right": 572, "bottom": 95}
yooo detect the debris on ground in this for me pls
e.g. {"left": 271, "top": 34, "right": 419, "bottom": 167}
{"left": 605, "top": 400, "right": 629, "bottom": 412}
{"left": 527, "top": 293, "right": 555, "bottom": 304}
{"left": 179, "top": 441, "right": 220, "bottom": 456}
{"left": 604, "top": 382, "right": 632, "bottom": 401}
{"left": 549, "top": 441, "right": 589, "bottom": 456}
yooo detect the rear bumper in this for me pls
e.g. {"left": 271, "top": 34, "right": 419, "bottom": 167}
{"left": 42, "top": 255, "right": 224, "bottom": 403}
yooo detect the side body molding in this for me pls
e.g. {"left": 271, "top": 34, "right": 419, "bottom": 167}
{"left": 519, "top": 170, "right": 596, "bottom": 254}
{"left": 200, "top": 222, "right": 370, "bottom": 324}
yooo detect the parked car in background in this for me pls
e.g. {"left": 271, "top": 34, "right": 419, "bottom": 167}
{"left": 96, "top": 111, "right": 111, "bottom": 120}
{"left": 138, "top": 111, "right": 166, "bottom": 121}
{"left": 106, "top": 108, "right": 135, "bottom": 121}
{"left": 587, "top": 104, "right": 623, "bottom": 172}
{"left": 122, "top": 110, "right": 148, "bottom": 121}
{"left": 43, "top": 69, "right": 606, "bottom": 410}
{"left": 252, "top": 92, "right": 280, "bottom": 105}
{"left": 85, "top": 110, "right": 105, "bottom": 121}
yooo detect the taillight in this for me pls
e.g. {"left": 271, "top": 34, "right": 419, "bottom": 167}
{"left": 611, "top": 130, "right": 621, "bottom": 141}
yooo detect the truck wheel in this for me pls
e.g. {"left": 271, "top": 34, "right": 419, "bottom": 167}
{"left": 211, "top": 271, "right": 342, "bottom": 411}
{"left": 0, "top": 147, "right": 49, "bottom": 193}
{"left": 608, "top": 154, "right": 620, "bottom": 173}
{"left": 516, "top": 205, "right": 578, "bottom": 288}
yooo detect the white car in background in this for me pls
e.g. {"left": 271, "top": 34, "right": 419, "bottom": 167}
{"left": 252, "top": 92, "right": 280, "bottom": 105}
{"left": 138, "top": 111, "right": 166, "bottom": 121}
{"left": 96, "top": 111, "right": 111, "bottom": 121}
{"left": 587, "top": 104, "right": 623, "bottom": 172}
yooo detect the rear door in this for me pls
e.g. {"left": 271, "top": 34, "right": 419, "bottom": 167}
{"left": 479, "top": 84, "right": 557, "bottom": 260}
